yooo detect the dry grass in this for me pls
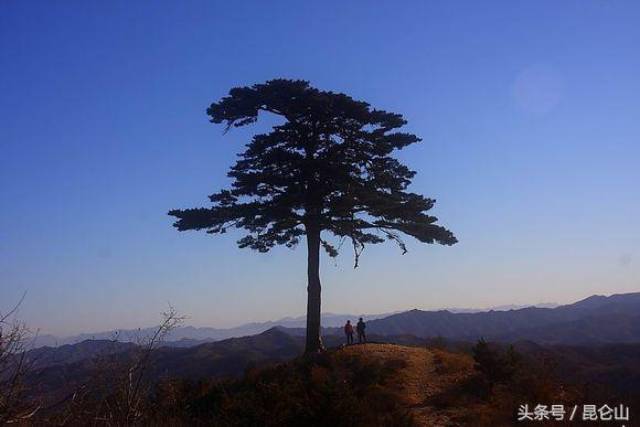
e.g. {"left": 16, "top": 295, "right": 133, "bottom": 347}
{"left": 339, "top": 344, "right": 475, "bottom": 426}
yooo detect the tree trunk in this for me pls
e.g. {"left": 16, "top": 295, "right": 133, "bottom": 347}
{"left": 305, "top": 224, "right": 324, "bottom": 353}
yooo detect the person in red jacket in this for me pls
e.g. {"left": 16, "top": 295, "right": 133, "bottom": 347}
{"left": 344, "top": 320, "right": 354, "bottom": 345}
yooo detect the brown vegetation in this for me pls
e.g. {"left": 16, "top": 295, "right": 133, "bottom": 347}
{"left": 9, "top": 331, "right": 640, "bottom": 426}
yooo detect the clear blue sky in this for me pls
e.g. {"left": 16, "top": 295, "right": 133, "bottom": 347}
{"left": 1, "top": 1, "right": 638, "bottom": 335}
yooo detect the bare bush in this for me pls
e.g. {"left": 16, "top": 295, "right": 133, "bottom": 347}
{"left": 0, "top": 294, "right": 39, "bottom": 423}
{"left": 51, "top": 305, "right": 184, "bottom": 425}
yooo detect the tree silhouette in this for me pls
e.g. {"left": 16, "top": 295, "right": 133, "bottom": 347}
{"left": 169, "top": 79, "right": 457, "bottom": 353}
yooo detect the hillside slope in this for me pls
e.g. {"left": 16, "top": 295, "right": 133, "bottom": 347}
{"left": 24, "top": 338, "right": 640, "bottom": 425}
{"left": 337, "top": 344, "right": 474, "bottom": 426}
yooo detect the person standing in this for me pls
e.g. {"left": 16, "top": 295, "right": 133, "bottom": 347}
{"left": 344, "top": 320, "right": 354, "bottom": 345}
{"left": 356, "top": 317, "right": 366, "bottom": 343}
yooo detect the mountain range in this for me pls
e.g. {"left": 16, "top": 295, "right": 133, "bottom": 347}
{"left": 19, "top": 291, "right": 640, "bottom": 408}
{"left": 31, "top": 312, "right": 396, "bottom": 348}
{"left": 25, "top": 292, "right": 640, "bottom": 373}
{"left": 31, "top": 302, "right": 561, "bottom": 349}
{"left": 343, "top": 292, "right": 640, "bottom": 345}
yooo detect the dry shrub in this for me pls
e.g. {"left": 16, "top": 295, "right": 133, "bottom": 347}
{"left": 430, "top": 341, "right": 586, "bottom": 427}
{"left": 0, "top": 295, "right": 40, "bottom": 424}
{"left": 140, "top": 350, "right": 416, "bottom": 427}
{"left": 432, "top": 348, "right": 473, "bottom": 376}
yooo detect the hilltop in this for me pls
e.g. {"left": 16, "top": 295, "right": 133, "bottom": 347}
{"left": 16, "top": 332, "right": 640, "bottom": 425}
{"left": 11, "top": 292, "right": 640, "bottom": 424}
{"left": 336, "top": 344, "right": 474, "bottom": 426}
{"left": 139, "top": 342, "right": 485, "bottom": 426}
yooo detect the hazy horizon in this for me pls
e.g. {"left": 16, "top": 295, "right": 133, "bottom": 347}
{"left": 2, "top": 1, "right": 639, "bottom": 336}
{"left": 8, "top": 291, "right": 613, "bottom": 337}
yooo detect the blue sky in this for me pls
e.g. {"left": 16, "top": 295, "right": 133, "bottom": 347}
{"left": 1, "top": 1, "right": 638, "bottom": 335}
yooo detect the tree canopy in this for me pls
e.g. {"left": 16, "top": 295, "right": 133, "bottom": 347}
{"left": 169, "top": 79, "right": 457, "bottom": 266}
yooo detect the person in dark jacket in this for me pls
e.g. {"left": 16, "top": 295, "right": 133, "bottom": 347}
{"left": 356, "top": 317, "right": 366, "bottom": 343}
{"left": 344, "top": 320, "right": 354, "bottom": 345}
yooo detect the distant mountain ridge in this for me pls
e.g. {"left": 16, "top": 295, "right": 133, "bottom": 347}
{"left": 31, "top": 293, "right": 637, "bottom": 348}
{"left": 32, "top": 301, "right": 562, "bottom": 349}
{"left": 32, "top": 312, "right": 396, "bottom": 348}
{"left": 22, "top": 292, "right": 640, "bottom": 404}
{"left": 348, "top": 292, "right": 640, "bottom": 344}
{"left": 445, "top": 302, "right": 558, "bottom": 313}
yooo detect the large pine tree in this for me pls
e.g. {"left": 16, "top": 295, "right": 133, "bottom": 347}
{"left": 169, "top": 79, "right": 457, "bottom": 353}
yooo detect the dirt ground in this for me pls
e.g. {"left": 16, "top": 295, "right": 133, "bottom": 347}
{"left": 341, "top": 343, "right": 474, "bottom": 426}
